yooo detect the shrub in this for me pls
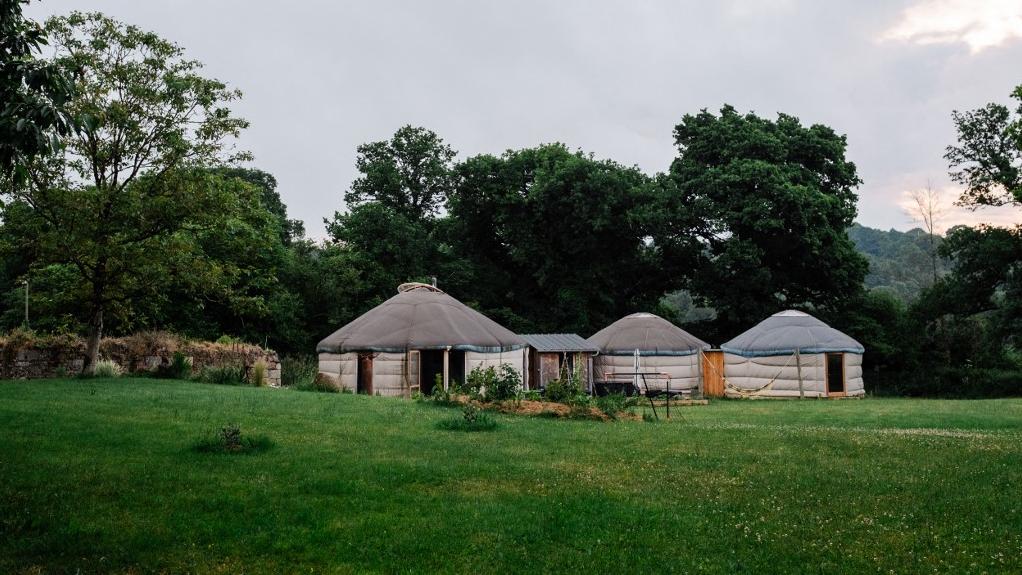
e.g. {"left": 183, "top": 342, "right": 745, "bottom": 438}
{"left": 281, "top": 355, "right": 318, "bottom": 388}
{"left": 543, "top": 377, "right": 580, "bottom": 403}
{"left": 215, "top": 335, "right": 243, "bottom": 345}
{"left": 888, "top": 366, "right": 1022, "bottom": 398}
{"left": 595, "top": 392, "right": 639, "bottom": 420}
{"left": 436, "top": 403, "right": 498, "bottom": 432}
{"left": 464, "top": 365, "right": 496, "bottom": 400}
{"left": 196, "top": 364, "right": 247, "bottom": 386}
{"left": 155, "top": 351, "right": 192, "bottom": 379}
{"left": 522, "top": 390, "right": 542, "bottom": 402}
{"left": 488, "top": 363, "right": 522, "bottom": 401}
{"left": 193, "top": 423, "right": 273, "bottom": 454}
{"left": 91, "top": 359, "right": 122, "bottom": 378}
{"left": 250, "top": 360, "right": 268, "bottom": 387}
{"left": 313, "top": 372, "right": 342, "bottom": 392}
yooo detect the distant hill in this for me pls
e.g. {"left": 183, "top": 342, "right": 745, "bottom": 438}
{"left": 848, "top": 223, "right": 949, "bottom": 303}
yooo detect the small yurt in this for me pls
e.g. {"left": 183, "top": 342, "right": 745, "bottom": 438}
{"left": 721, "top": 310, "right": 864, "bottom": 398}
{"left": 587, "top": 312, "right": 711, "bottom": 395}
{"left": 316, "top": 283, "right": 527, "bottom": 396}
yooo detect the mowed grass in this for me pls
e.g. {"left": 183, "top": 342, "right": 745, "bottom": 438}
{"left": 1, "top": 379, "right": 1020, "bottom": 574}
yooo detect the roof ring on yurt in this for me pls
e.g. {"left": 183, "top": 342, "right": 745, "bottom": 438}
{"left": 397, "top": 281, "right": 445, "bottom": 294}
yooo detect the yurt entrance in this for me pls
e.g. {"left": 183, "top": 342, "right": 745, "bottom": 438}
{"left": 826, "top": 353, "right": 845, "bottom": 394}
{"left": 418, "top": 350, "right": 467, "bottom": 394}
{"left": 357, "top": 354, "right": 374, "bottom": 395}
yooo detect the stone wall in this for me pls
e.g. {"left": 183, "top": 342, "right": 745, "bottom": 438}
{"left": 0, "top": 332, "right": 281, "bottom": 386}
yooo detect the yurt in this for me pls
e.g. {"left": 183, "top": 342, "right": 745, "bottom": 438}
{"left": 587, "top": 312, "right": 711, "bottom": 395}
{"left": 720, "top": 310, "right": 864, "bottom": 398}
{"left": 316, "top": 283, "right": 527, "bottom": 396}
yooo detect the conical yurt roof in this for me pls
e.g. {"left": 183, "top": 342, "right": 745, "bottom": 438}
{"left": 316, "top": 284, "right": 526, "bottom": 354}
{"left": 587, "top": 312, "right": 710, "bottom": 356}
{"left": 721, "top": 310, "right": 864, "bottom": 357}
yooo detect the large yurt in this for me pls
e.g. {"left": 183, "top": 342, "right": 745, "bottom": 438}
{"left": 316, "top": 283, "right": 527, "bottom": 396}
{"left": 721, "top": 310, "right": 864, "bottom": 398}
{"left": 587, "top": 312, "right": 711, "bottom": 395}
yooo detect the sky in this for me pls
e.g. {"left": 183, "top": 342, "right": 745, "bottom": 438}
{"left": 27, "top": 0, "right": 1022, "bottom": 238}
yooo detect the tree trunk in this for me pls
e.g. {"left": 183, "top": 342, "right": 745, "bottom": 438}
{"left": 83, "top": 304, "right": 103, "bottom": 374}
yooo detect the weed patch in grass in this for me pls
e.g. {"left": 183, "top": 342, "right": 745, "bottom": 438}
{"left": 192, "top": 423, "right": 273, "bottom": 454}
{"left": 436, "top": 404, "right": 498, "bottom": 432}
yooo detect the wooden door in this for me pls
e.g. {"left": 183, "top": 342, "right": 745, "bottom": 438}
{"left": 702, "top": 350, "right": 725, "bottom": 398}
{"left": 358, "top": 354, "right": 374, "bottom": 395}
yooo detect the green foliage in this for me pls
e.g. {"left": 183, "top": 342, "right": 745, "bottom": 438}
{"left": 280, "top": 355, "right": 318, "bottom": 389}
{"left": 848, "top": 224, "right": 950, "bottom": 302}
{"left": 945, "top": 84, "right": 1022, "bottom": 208}
{"left": 0, "top": 0, "right": 75, "bottom": 181}
{"left": 89, "top": 359, "right": 121, "bottom": 378}
{"left": 542, "top": 377, "right": 580, "bottom": 404}
{"left": 488, "top": 364, "right": 522, "bottom": 401}
{"left": 448, "top": 143, "right": 674, "bottom": 334}
{"left": 436, "top": 403, "right": 498, "bottom": 432}
{"left": 216, "top": 335, "right": 243, "bottom": 345}
{"left": 0, "top": 12, "right": 252, "bottom": 371}
{"left": 464, "top": 365, "right": 496, "bottom": 400}
{"left": 670, "top": 105, "right": 868, "bottom": 338}
{"left": 249, "top": 360, "right": 267, "bottom": 387}
{"left": 155, "top": 352, "right": 192, "bottom": 380}
{"left": 192, "top": 423, "right": 272, "bottom": 455}
{"left": 196, "top": 364, "right": 247, "bottom": 386}
{"left": 595, "top": 393, "right": 639, "bottom": 421}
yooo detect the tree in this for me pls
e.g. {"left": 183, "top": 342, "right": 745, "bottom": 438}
{"left": 903, "top": 181, "right": 947, "bottom": 284}
{"left": 1, "top": 12, "right": 250, "bottom": 371}
{"left": 0, "top": 0, "right": 75, "bottom": 180}
{"left": 945, "top": 84, "right": 1022, "bottom": 208}
{"left": 670, "top": 105, "right": 868, "bottom": 338}
{"left": 343, "top": 125, "right": 456, "bottom": 220}
{"left": 448, "top": 144, "right": 677, "bottom": 334}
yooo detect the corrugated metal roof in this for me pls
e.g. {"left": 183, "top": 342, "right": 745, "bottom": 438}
{"left": 521, "top": 333, "right": 599, "bottom": 353}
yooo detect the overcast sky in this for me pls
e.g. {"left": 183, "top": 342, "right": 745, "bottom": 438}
{"left": 28, "top": 0, "right": 1022, "bottom": 237}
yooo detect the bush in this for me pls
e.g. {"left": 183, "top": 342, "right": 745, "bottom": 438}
{"left": 91, "top": 359, "right": 122, "bottom": 378}
{"left": 215, "top": 335, "right": 243, "bottom": 345}
{"left": 886, "top": 366, "right": 1022, "bottom": 398}
{"left": 595, "top": 392, "right": 639, "bottom": 420}
{"left": 195, "top": 364, "right": 247, "bottom": 386}
{"left": 250, "top": 360, "right": 268, "bottom": 387}
{"left": 281, "top": 355, "right": 318, "bottom": 388}
{"left": 436, "top": 403, "right": 498, "bottom": 432}
{"left": 488, "top": 364, "right": 522, "bottom": 401}
{"left": 464, "top": 365, "right": 496, "bottom": 400}
{"left": 193, "top": 423, "right": 273, "bottom": 454}
{"left": 155, "top": 351, "right": 192, "bottom": 379}
{"left": 543, "top": 377, "right": 580, "bottom": 403}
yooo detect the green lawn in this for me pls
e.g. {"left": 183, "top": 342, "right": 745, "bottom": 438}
{"left": 1, "top": 379, "right": 1020, "bottom": 574}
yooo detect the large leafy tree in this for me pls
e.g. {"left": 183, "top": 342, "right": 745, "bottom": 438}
{"left": 343, "top": 124, "right": 455, "bottom": 220}
{"left": 326, "top": 126, "right": 455, "bottom": 307}
{"left": 945, "top": 84, "right": 1022, "bottom": 208}
{"left": 670, "top": 105, "right": 867, "bottom": 338}
{"left": 1, "top": 12, "right": 251, "bottom": 371}
{"left": 448, "top": 144, "right": 676, "bottom": 334}
{"left": 0, "top": 0, "right": 74, "bottom": 180}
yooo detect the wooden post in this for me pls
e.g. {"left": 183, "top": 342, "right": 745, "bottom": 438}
{"left": 795, "top": 349, "right": 804, "bottom": 399}
{"left": 443, "top": 348, "right": 450, "bottom": 392}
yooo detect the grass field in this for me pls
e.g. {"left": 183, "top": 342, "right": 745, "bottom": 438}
{"left": 1, "top": 378, "right": 1021, "bottom": 574}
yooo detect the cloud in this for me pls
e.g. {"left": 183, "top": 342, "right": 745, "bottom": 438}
{"left": 881, "top": 0, "right": 1022, "bottom": 53}
{"left": 897, "top": 183, "right": 1022, "bottom": 231}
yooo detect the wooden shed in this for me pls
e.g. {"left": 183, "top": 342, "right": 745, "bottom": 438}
{"left": 521, "top": 334, "right": 598, "bottom": 392}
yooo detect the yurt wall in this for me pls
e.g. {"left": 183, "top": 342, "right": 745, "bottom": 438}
{"left": 592, "top": 354, "right": 702, "bottom": 392}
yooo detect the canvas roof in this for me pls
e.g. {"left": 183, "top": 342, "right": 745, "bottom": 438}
{"left": 521, "top": 333, "right": 599, "bottom": 353}
{"left": 587, "top": 312, "right": 710, "bottom": 356}
{"left": 721, "top": 310, "right": 864, "bottom": 357}
{"left": 316, "top": 287, "right": 526, "bottom": 353}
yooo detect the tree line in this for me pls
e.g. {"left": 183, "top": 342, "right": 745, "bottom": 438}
{"left": 1, "top": 8, "right": 1020, "bottom": 394}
